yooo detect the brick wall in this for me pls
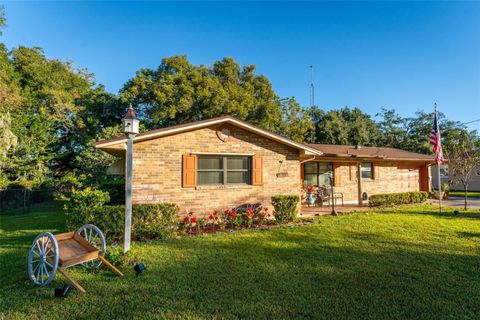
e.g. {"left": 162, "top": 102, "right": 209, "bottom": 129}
{"left": 130, "top": 124, "right": 301, "bottom": 214}
{"left": 306, "top": 161, "right": 424, "bottom": 203}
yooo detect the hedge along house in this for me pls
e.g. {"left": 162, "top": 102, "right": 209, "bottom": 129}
{"left": 96, "top": 115, "right": 434, "bottom": 213}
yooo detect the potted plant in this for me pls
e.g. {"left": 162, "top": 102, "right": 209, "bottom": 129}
{"left": 435, "top": 183, "right": 449, "bottom": 200}
{"left": 305, "top": 185, "right": 316, "bottom": 206}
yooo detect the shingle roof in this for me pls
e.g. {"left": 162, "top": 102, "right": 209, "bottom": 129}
{"left": 308, "top": 144, "right": 434, "bottom": 161}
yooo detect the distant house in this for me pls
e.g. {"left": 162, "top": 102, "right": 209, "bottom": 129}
{"left": 96, "top": 116, "right": 434, "bottom": 213}
{"left": 431, "top": 164, "right": 480, "bottom": 191}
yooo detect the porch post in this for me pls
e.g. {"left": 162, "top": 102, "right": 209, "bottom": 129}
{"left": 357, "top": 161, "right": 363, "bottom": 206}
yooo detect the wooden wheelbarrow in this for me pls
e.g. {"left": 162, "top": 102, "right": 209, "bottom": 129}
{"left": 27, "top": 224, "right": 123, "bottom": 293}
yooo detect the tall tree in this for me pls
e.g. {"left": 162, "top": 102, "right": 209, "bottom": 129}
{"left": 376, "top": 108, "right": 409, "bottom": 148}
{"left": 311, "top": 106, "right": 381, "bottom": 146}
{"left": 120, "top": 56, "right": 284, "bottom": 132}
{"left": 280, "top": 98, "right": 313, "bottom": 142}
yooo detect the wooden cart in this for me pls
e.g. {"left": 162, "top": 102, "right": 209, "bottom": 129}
{"left": 27, "top": 224, "right": 123, "bottom": 293}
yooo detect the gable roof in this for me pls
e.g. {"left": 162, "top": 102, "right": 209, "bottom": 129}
{"left": 96, "top": 115, "right": 323, "bottom": 156}
{"left": 308, "top": 144, "right": 434, "bottom": 162}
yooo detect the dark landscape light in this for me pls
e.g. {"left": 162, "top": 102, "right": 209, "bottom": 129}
{"left": 54, "top": 284, "right": 71, "bottom": 298}
{"left": 134, "top": 263, "right": 146, "bottom": 277}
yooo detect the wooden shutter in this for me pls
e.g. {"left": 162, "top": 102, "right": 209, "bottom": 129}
{"left": 349, "top": 163, "right": 357, "bottom": 181}
{"left": 182, "top": 154, "right": 197, "bottom": 188}
{"left": 252, "top": 156, "right": 263, "bottom": 186}
{"left": 300, "top": 163, "right": 305, "bottom": 187}
{"left": 333, "top": 163, "right": 342, "bottom": 187}
{"left": 373, "top": 163, "right": 380, "bottom": 179}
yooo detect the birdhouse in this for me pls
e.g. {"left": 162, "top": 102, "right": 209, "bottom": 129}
{"left": 123, "top": 105, "right": 139, "bottom": 135}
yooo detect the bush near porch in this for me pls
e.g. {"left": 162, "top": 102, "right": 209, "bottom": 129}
{"left": 1, "top": 202, "right": 480, "bottom": 319}
{"left": 369, "top": 191, "right": 428, "bottom": 207}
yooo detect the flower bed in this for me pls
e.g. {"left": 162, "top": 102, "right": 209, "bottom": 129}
{"left": 178, "top": 207, "right": 274, "bottom": 235}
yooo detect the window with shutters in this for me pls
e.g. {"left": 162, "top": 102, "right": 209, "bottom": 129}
{"left": 197, "top": 156, "right": 251, "bottom": 185}
{"left": 303, "top": 162, "right": 333, "bottom": 186}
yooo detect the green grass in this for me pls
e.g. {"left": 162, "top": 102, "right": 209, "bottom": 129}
{"left": 449, "top": 190, "right": 480, "bottom": 198}
{"left": 1, "top": 202, "right": 480, "bottom": 319}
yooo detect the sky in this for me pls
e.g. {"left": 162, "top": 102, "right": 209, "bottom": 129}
{"left": 2, "top": 1, "right": 480, "bottom": 131}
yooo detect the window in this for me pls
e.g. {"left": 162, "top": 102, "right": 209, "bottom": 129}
{"left": 439, "top": 165, "right": 449, "bottom": 178}
{"left": 361, "top": 162, "right": 373, "bottom": 179}
{"left": 304, "top": 162, "right": 333, "bottom": 186}
{"left": 197, "top": 156, "right": 251, "bottom": 185}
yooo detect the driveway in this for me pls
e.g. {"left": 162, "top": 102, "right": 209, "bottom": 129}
{"left": 429, "top": 197, "right": 480, "bottom": 210}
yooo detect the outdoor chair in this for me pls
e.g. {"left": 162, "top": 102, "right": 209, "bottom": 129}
{"left": 316, "top": 185, "right": 344, "bottom": 207}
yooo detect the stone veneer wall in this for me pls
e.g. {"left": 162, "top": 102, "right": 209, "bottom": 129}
{"left": 131, "top": 124, "right": 301, "bottom": 214}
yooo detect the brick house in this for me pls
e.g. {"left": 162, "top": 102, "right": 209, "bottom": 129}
{"left": 96, "top": 115, "right": 433, "bottom": 213}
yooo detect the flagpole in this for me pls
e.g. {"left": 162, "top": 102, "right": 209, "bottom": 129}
{"left": 435, "top": 103, "right": 442, "bottom": 214}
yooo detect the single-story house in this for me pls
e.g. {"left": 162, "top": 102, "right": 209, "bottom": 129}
{"left": 96, "top": 115, "right": 434, "bottom": 213}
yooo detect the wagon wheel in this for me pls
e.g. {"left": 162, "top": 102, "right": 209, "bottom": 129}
{"left": 77, "top": 224, "right": 106, "bottom": 269}
{"left": 28, "top": 232, "right": 59, "bottom": 286}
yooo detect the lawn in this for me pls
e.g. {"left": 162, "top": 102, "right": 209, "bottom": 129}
{"left": 449, "top": 190, "right": 480, "bottom": 198}
{"left": 1, "top": 203, "right": 480, "bottom": 319}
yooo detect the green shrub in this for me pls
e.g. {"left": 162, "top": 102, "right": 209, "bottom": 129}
{"left": 98, "top": 176, "right": 125, "bottom": 205}
{"left": 132, "top": 203, "right": 179, "bottom": 240}
{"left": 64, "top": 188, "right": 110, "bottom": 230}
{"left": 104, "top": 244, "right": 139, "bottom": 267}
{"left": 271, "top": 195, "right": 299, "bottom": 223}
{"left": 369, "top": 191, "right": 428, "bottom": 207}
{"left": 64, "top": 190, "right": 179, "bottom": 242}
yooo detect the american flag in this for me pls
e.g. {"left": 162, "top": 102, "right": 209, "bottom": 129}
{"left": 429, "top": 111, "right": 444, "bottom": 164}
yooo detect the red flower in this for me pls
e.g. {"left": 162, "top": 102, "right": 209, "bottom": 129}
{"left": 183, "top": 216, "right": 189, "bottom": 222}
{"left": 267, "top": 213, "right": 271, "bottom": 218}
{"left": 231, "top": 211, "right": 237, "bottom": 218}
{"left": 191, "top": 217, "right": 197, "bottom": 223}
{"left": 215, "top": 216, "right": 219, "bottom": 220}
{"left": 264, "top": 207, "right": 268, "bottom": 212}
{"left": 260, "top": 213, "right": 265, "bottom": 218}
{"left": 224, "top": 209, "right": 230, "bottom": 214}
{"left": 188, "top": 211, "right": 194, "bottom": 216}
{"left": 209, "top": 214, "right": 213, "bottom": 220}
{"left": 248, "top": 208, "right": 254, "bottom": 213}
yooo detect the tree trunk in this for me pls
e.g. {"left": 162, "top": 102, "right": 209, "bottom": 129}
{"left": 464, "top": 186, "right": 468, "bottom": 210}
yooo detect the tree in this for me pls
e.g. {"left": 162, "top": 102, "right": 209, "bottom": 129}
{"left": 120, "top": 56, "right": 284, "bottom": 133}
{"left": 444, "top": 130, "right": 480, "bottom": 210}
{"left": 280, "top": 98, "right": 313, "bottom": 142}
{"left": 310, "top": 106, "right": 381, "bottom": 146}
{"left": 376, "top": 108, "right": 409, "bottom": 148}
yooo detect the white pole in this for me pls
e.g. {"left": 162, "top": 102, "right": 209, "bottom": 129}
{"left": 124, "top": 135, "right": 133, "bottom": 253}
{"left": 435, "top": 104, "right": 442, "bottom": 214}
{"left": 437, "top": 160, "right": 442, "bottom": 214}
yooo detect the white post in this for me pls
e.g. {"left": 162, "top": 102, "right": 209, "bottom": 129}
{"left": 435, "top": 104, "right": 442, "bottom": 214}
{"left": 124, "top": 135, "right": 134, "bottom": 253}
{"left": 437, "top": 162, "right": 442, "bottom": 214}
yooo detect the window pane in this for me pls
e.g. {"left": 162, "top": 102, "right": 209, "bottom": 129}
{"left": 227, "top": 157, "right": 248, "bottom": 170}
{"left": 227, "top": 171, "right": 247, "bottom": 184}
{"left": 304, "top": 174, "right": 318, "bottom": 186}
{"left": 318, "top": 162, "right": 333, "bottom": 173}
{"left": 361, "top": 162, "right": 372, "bottom": 179}
{"left": 304, "top": 162, "right": 318, "bottom": 174}
{"left": 198, "top": 157, "right": 223, "bottom": 170}
{"left": 319, "top": 173, "right": 331, "bottom": 186}
{"left": 198, "top": 171, "right": 223, "bottom": 185}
